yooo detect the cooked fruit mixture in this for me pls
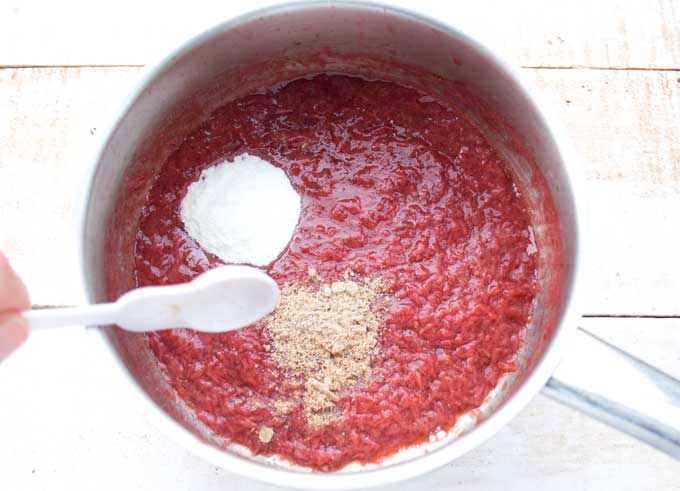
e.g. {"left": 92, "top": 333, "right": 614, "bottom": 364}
{"left": 133, "top": 74, "right": 538, "bottom": 470}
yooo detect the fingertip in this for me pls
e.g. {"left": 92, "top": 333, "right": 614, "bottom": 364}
{"left": 0, "top": 313, "right": 29, "bottom": 361}
{"left": 0, "top": 253, "right": 30, "bottom": 311}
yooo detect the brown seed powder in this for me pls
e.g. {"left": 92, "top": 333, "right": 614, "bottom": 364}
{"left": 258, "top": 426, "right": 274, "bottom": 443}
{"left": 266, "top": 277, "right": 382, "bottom": 427}
{"left": 272, "top": 399, "right": 292, "bottom": 416}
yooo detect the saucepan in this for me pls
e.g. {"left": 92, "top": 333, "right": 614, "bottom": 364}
{"left": 79, "top": 1, "right": 680, "bottom": 488}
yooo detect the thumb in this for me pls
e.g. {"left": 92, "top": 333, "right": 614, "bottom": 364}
{"left": 0, "top": 313, "right": 29, "bottom": 361}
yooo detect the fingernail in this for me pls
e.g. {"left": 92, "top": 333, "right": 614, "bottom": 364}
{"left": 0, "top": 314, "right": 29, "bottom": 361}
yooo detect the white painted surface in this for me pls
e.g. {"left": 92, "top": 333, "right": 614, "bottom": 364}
{"left": 0, "top": 1, "right": 679, "bottom": 490}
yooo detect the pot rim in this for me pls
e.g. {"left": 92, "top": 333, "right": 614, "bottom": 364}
{"left": 77, "top": 1, "right": 587, "bottom": 488}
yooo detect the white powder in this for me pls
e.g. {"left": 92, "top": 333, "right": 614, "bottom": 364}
{"left": 180, "top": 153, "right": 300, "bottom": 266}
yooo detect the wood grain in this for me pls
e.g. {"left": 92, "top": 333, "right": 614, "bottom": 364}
{"left": 2, "top": 66, "right": 679, "bottom": 313}
{"left": 528, "top": 69, "right": 680, "bottom": 316}
{"left": 1, "top": 0, "right": 679, "bottom": 69}
{"left": 530, "top": 69, "right": 680, "bottom": 188}
{"left": 0, "top": 67, "right": 142, "bottom": 305}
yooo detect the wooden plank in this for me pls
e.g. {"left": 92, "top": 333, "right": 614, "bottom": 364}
{"left": 1, "top": 66, "right": 679, "bottom": 314}
{"left": 0, "top": 67, "right": 142, "bottom": 306}
{"left": 529, "top": 69, "right": 680, "bottom": 187}
{"left": 0, "top": 317, "right": 677, "bottom": 490}
{"left": 507, "top": 0, "right": 680, "bottom": 69}
{"left": 0, "top": 0, "right": 679, "bottom": 69}
{"left": 528, "top": 69, "right": 680, "bottom": 316}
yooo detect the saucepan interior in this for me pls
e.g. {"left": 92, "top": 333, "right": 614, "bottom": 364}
{"left": 82, "top": 2, "right": 580, "bottom": 488}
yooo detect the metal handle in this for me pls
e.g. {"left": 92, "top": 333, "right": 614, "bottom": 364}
{"left": 543, "top": 327, "right": 680, "bottom": 459}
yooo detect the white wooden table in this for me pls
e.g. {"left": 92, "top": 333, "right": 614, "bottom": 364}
{"left": 1, "top": 1, "right": 678, "bottom": 489}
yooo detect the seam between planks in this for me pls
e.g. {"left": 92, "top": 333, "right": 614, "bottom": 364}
{"left": 0, "top": 64, "right": 144, "bottom": 69}
{"left": 583, "top": 314, "right": 680, "bottom": 319}
{"left": 521, "top": 65, "right": 680, "bottom": 72}
{"left": 0, "top": 64, "right": 679, "bottom": 72}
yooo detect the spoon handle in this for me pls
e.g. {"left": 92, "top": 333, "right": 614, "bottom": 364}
{"left": 20, "top": 266, "right": 279, "bottom": 333}
{"left": 22, "top": 303, "right": 120, "bottom": 330}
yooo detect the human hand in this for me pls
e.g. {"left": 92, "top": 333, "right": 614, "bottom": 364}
{"left": 0, "top": 252, "right": 29, "bottom": 361}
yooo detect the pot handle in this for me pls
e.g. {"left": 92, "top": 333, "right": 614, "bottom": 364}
{"left": 542, "top": 327, "right": 680, "bottom": 459}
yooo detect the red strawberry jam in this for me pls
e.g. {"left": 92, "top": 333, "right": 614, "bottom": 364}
{"left": 134, "top": 74, "right": 537, "bottom": 470}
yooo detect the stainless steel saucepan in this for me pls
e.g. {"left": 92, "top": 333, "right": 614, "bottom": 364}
{"left": 79, "top": 1, "right": 680, "bottom": 488}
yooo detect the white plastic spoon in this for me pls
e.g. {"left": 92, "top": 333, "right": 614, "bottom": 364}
{"left": 23, "top": 265, "right": 280, "bottom": 332}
